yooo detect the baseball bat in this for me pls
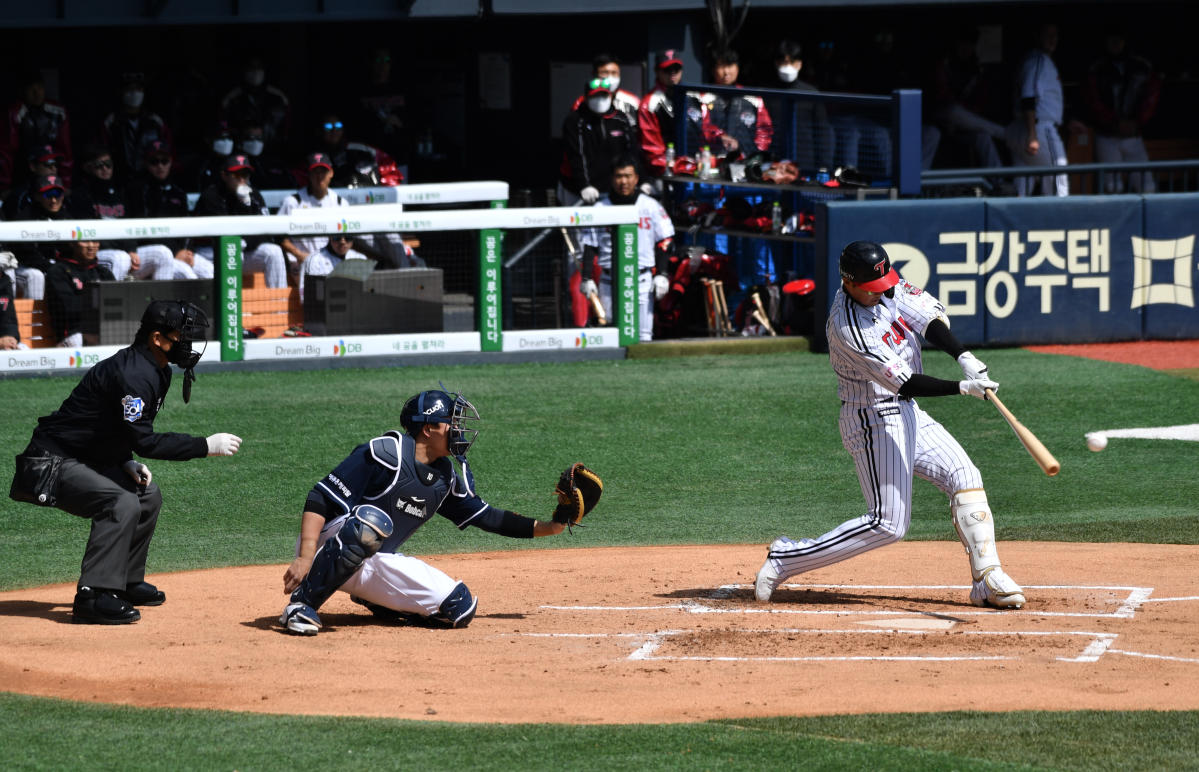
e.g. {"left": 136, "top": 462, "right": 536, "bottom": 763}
{"left": 560, "top": 228, "right": 607, "bottom": 326}
{"left": 985, "top": 389, "right": 1060, "bottom": 477}
{"left": 750, "top": 292, "right": 777, "bottom": 336}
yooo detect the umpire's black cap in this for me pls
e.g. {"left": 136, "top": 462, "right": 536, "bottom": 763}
{"left": 140, "top": 300, "right": 209, "bottom": 341}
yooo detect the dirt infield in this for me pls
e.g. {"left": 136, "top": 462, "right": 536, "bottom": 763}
{"left": 2, "top": 542, "right": 1197, "bottom": 723}
{"left": 1025, "top": 339, "right": 1199, "bottom": 370}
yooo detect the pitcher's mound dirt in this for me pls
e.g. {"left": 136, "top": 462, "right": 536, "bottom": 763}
{"left": 1, "top": 542, "right": 1196, "bottom": 724}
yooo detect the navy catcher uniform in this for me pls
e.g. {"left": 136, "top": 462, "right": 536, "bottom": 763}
{"left": 281, "top": 389, "right": 568, "bottom": 635}
{"left": 755, "top": 241, "right": 1025, "bottom": 609}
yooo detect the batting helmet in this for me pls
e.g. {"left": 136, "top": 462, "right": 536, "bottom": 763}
{"left": 838, "top": 240, "right": 899, "bottom": 292}
{"left": 400, "top": 389, "right": 480, "bottom": 458}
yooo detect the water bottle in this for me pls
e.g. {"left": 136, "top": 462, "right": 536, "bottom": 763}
{"left": 771, "top": 201, "right": 782, "bottom": 234}
{"left": 664, "top": 143, "right": 676, "bottom": 174}
{"left": 700, "top": 146, "right": 712, "bottom": 179}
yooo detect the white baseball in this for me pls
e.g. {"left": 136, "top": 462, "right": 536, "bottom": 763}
{"left": 1086, "top": 434, "right": 1107, "bottom": 452}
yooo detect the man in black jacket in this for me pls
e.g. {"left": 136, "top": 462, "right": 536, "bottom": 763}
{"left": 192, "top": 154, "right": 287, "bottom": 287}
{"left": 44, "top": 240, "right": 114, "bottom": 347}
{"left": 67, "top": 144, "right": 138, "bottom": 281}
{"left": 557, "top": 78, "right": 638, "bottom": 206}
{"left": 13, "top": 300, "right": 242, "bottom": 624}
{"left": 0, "top": 269, "right": 20, "bottom": 349}
{"left": 9, "top": 173, "right": 69, "bottom": 300}
{"left": 127, "top": 140, "right": 211, "bottom": 279}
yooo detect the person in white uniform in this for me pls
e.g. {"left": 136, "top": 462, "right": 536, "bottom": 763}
{"left": 1007, "top": 23, "right": 1077, "bottom": 197}
{"left": 755, "top": 241, "right": 1025, "bottom": 610}
{"left": 580, "top": 154, "right": 675, "bottom": 341}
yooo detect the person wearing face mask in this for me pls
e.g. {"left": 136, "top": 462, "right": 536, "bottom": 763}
{"left": 220, "top": 57, "right": 292, "bottom": 154}
{"left": 764, "top": 40, "right": 836, "bottom": 174}
{"left": 11, "top": 299, "right": 242, "bottom": 625}
{"left": 569, "top": 53, "right": 640, "bottom": 127}
{"left": 193, "top": 120, "right": 236, "bottom": 194}
{"left": 192, "top": 154, "right": 288, "bottom": 288}
{"left": 558, "top": 78, "right": 639, "bottom": 206}
{"left": 235, "top": 119, "right": 295, "bottom": 190}
{"left": 100, "top": 72, "right": 174, "bottom": 183}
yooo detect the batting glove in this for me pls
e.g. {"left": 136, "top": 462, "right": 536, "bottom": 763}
{"left": 123, "top": 460, "right": 152, "bottom": 486}
{"left": 580, "top": 279, "right": 598, "bottom": 297}
{"left": 579, "top": 186, "right": 600, "bottom": 205}
{"left": 957, "top": 351, "right": 989, "bottom": 381}
{"left": 207, "top": 433, "right": 243, "bottom": 456}
{"left": 959, "top": 378, "right": 999, "bottom": 400}
{"left": 653, "top": 274, "right": 670, "bottom": 300}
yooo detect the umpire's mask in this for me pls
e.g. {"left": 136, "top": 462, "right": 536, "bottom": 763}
{"left": 140, "top": 300, "right": 210, "bottom": 402}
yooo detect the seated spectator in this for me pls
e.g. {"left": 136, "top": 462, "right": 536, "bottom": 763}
{"left": 194, "top": 119, "right": 236, "bottom": 194}
{"left": 702, "top": 49, "right": 773, "bottom": 160}
{"left": 299, "top": 233, "right": 368, "bottom": 296}
{"left": 558, "top": 78, "right": 639, "bottom": 206}
{"left": 67, "top": 144, "right": 138, "bottom": 281}
{"left": 3, "top": 68, "right": 74, "bottom": 190}
{"left": 1084, "top": 29, "right": 1161, "bottom": 194}
{"left": 314, "top": 113, "right": 402, "bottom": 188}
{"left": 9, "top": 173, "right": 70, "bottom": 300}
{"left": 126, "top": 140, "right": 212, "bottom": 279}
{"left": 3, "top": 144, "right": 62, "bottom": 217}
{"left": 931, "top": 26, "right": 1009, "bottom": 170}
{"left": 192, "top": 153, "right": 287, "bottom": 288}
{"left": 100, "top": 72, "right": 174, "bottom": 183}
{"left": 236, "top": 118, "right": 296, "bottom": 190}
{"left": 1, "top": 267, "right": 21, "bottom": 350}
{"left": 221, "top": 57, "right": 292, "bottom": 152}
{"left": 278, "top": 152, "right": 348, "bottom": 281}
{"left": 46, "top": 240, "right": 114, "bottom": 347}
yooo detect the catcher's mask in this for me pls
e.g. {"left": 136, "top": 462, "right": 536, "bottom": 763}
{"left": 401, "top": 388, "right": 480, "bottom": 459}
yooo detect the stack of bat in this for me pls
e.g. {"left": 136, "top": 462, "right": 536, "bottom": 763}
{"left": 701, "top": 278, "right": 734, "bottom": 336}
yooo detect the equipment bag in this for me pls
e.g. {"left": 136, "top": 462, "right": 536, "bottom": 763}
{"left": 10, "top": 450, "right": 65, "bottom": 507}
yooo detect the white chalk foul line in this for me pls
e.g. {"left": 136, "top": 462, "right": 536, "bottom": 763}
{"left": 513, "top": 628, "right": 1119, "bottom": 664}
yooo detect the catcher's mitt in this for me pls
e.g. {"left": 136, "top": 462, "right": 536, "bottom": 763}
{"left": 552, "top": 463, "right": 603, "bottom": 530}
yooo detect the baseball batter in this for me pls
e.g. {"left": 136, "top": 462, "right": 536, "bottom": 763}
{"left": 755, "top": 241, "right": 1025, "bottom": 609}
{"left": 280, "top": 388, "right": 569, "bottom": 635}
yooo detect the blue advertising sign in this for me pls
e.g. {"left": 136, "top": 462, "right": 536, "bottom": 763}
{"left": 819, "top": 194, "right": 1199, "bottom": 346}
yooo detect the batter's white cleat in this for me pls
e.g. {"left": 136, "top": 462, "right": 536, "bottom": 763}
{"left": 970, "top": 567, "right": 1025, "bottom": 609}
{"left": 754, "top": 536, "right": 810, "bottom": 602}
{"left": 281, "top": 602, "right": 322, "bottom": 635}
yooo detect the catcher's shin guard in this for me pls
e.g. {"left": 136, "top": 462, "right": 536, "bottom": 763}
{"left": 290, "top": 505, "right": 394, "bottom": 612}
{"left": 431, "top": 582, "right": 477, "bottom": 628}
{"left": 951, "top": 489, "right": 1001, "bottom": 580}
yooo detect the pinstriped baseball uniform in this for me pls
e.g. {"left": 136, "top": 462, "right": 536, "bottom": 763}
{"left": 766, "top": 279, "right": 983, "bottom": 579}
{"left": 1007, "top": 44, "right": 1068, "bottom": 196}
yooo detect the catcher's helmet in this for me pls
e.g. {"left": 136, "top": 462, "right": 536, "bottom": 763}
{"left": 838, "top": 240, "right": 899, "bottom": 292}
{"left": 400, "top": 389, "right": 480, "bottom": 458}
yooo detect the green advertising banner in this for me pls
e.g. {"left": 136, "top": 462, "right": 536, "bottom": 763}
{"left": 217, "top": 236, "right": 243, "bottom": 362}
{"left": 615, "top": 223, "right": 637, "bottom": 346}
{"left": 478, "top": 199, "right": 506, "bottom": 352}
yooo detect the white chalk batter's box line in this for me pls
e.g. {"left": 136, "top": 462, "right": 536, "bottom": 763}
{"left": 512, "top": 628, "right": 1199, "bottom": 665}
{"left": 542, "top": 584, "right": 1158, "bottom": 619}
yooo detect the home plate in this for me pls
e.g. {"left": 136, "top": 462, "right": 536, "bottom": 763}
{"left": 857, "top": 617, "right": 957, "bottom": 630}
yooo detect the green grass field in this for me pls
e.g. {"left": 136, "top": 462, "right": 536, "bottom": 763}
{"left": 2, "top": 347, "right": 1197, "bottom": 770}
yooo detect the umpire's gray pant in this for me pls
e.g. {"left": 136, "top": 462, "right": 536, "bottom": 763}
{"left": 54, "top": 458, "right": 162, "bottom": 591}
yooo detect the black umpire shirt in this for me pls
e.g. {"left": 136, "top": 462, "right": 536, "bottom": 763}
{"left": 30, "top": 343, "right": 208, "bottom": 468}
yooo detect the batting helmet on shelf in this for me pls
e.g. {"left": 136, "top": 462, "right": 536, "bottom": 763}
{"left": 838, "top": 240, "right": 899, "bottom": 292}
{"left": 400, "top": 388, "right": 480, "bottom": 458}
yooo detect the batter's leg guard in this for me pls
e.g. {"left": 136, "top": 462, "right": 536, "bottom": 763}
{"left": 951, "top": 489, "right": 1001, "bottom": 580}
{"left": 430, "top": 582, "right": 477, "bottom": 628}
{"left": 284, "top": 505, "right": 393, "bottom": 632}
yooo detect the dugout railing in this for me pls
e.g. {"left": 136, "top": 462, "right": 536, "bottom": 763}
{"left": 0, "top": 188, "right": 638, "bottom": 374}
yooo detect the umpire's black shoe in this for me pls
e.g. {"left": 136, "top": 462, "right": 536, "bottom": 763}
{"left": 72, "top": 587, "right": 141, "bottom": 625}
{"left": 119, "top": 581, "right": 166, "bottom": 606}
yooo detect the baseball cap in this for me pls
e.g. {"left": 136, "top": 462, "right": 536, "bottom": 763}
{"left": 306, "top": 152, "right": 333, "bottom": 172}
{"left": 586, "top": 77, "right": 615, "bottom": 96}
{"left": 28, "top": 144, "right": 61, "bottom": 164}
{"left": 144, "top": 140, "right": 172, "bottom": 160}
{"left": 223, "top": 153, "right": 254, "bottom": 173}
{"left": 655, "top": 49, "right": 683, "bottom": 70}
{"left": 34, "top": 174, "right": 64, "bottom": 194}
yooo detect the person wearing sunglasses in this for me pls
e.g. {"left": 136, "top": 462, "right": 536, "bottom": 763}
{"left": 127, "top": 140, "right": 212, "bottom": 280}
{"left": 66, "top": 144, "right": 139, "bottom": 281}
{"left": 6, "top": 173, "right": 72, "bottom": 301}
{"left": 638, "top": 49, "right": 706, "bottom": 179}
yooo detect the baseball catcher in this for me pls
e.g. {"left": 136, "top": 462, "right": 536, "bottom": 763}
{"left": 280, "top": 387, "right": 603, "bottom": 635}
